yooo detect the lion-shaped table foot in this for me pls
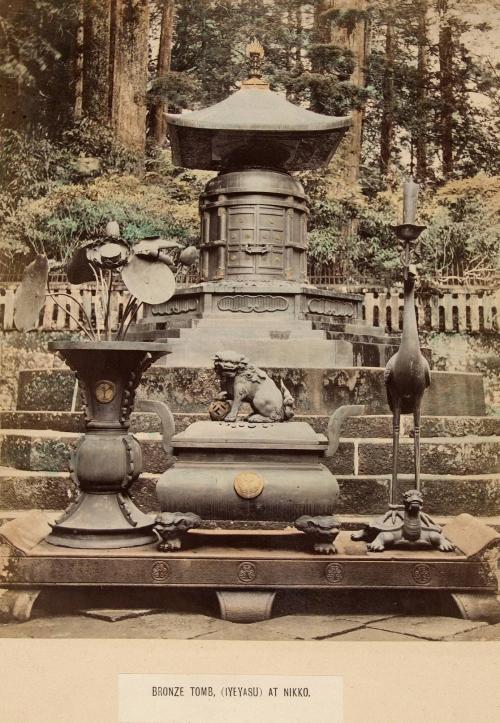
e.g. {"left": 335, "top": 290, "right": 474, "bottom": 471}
{"left": 295, "top": 515, "right": 341, "bottom": 554}
{"left": 153, "top": 512, "right": 201, "bottom": 552}
{"left": 351, "top": 490, "right": 455, "bottom": 553}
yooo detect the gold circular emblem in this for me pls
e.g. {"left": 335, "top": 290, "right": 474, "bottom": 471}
{"left": 95, "top": 380, "right": 116, "bottom": 404}
{"left": 234, "top": 471, "right": 265, "bottom": 499}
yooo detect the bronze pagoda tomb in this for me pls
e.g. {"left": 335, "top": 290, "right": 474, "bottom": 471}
{"left": 137, "top": 47, "right": 390, "bottom": 368}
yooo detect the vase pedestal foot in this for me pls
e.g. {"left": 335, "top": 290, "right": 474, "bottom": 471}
{"left": 216, "top": 591, "right": 276, "bottom": 623}
{"left": 46, "top": 492, "right": 156, "bottom": 549}
{"left": 0, "top": 588, "right": 42, "bottom": 622}
{"left": 450, "top": 593, "right": 500, "bottom": 624}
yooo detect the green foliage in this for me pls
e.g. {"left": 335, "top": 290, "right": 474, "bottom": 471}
{"left": 418, "top": 175, "right": 500, "bottom": 281}
{"left": 147, "top": 71, "right": 201, "bottom": 112}
{"left": 304, "top": 170, "right": 500, "bottom": 284}
{"left": 303, "top": 171, "right": 401, "bottom": 280}
{"left": 364, "top": 0, "right": 500, "bottom": 185}
{"left": 0, "top": 166, "right": 204, "bottom": 262}
{"left": 0, "top": 0, "right": 80, "bottom": 131}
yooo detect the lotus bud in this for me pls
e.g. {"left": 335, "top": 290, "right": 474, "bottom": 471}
{"left": 179, "top": 245, "right": 199, "bottom": 266}
{"left": 105, "top": 220, "right": 120, "bottom": 238}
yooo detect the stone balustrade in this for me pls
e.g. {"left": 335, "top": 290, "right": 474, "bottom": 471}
{"left": 0, "top": 281, "right": 498, "bottom": 334}
{"left": 0, "top": 282, "right": 145, "bottom": 332}
{"left": 362, "top": 286, "right": 499, "bottom": 334}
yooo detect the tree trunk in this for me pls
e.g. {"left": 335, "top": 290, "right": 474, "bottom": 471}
{"left": 331, "top": 0, "right": 369, "bottom": 184}
{"left": 151, "top": 0, "right": 175, "bottom": 144}
{"left": 415, "top": 0, "right": 428, "bottom": 181}
{"left": 82, "top": 0, "right": 149, "bottom": 155}
{"left": 379, "top": 12, "right": 394, "bottom": 177}
{"left": 82, "top": 0, "right": 113, "bottom": 121}
{"left": 438, "top": 0, "right": 454, "bottom": 177}
{"left": 295, "top": 5, "right": 303, "bottom": 71}
{"left": 74, "top": 2, "right": 85, "bottom": 121}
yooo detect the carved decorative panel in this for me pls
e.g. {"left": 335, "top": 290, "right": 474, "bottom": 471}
{"left": 217, "top": 295, "right": 289, "bottom": 313}
{"left": 152, "top": 297, "right": 198, "bottom": 316}
{"left": 308, "top": 298, "right": 354, "bottom": 317}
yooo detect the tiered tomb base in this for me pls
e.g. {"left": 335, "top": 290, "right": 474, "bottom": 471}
{"left": 133, "top": 282, "right": 403, "bottom": 368}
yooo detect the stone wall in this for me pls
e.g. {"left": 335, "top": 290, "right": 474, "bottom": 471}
{"left": 1, "top": 328, "right": 496, "bottom": 415}
{"left": 425, "top": 331, "right": 500, "bottom": 415}
{"left": 0, "top": 331, "right": 68, "bottom": 411}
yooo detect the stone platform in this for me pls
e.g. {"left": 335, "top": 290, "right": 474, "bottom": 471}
{"left": 1, "top": 511, "right": 499, "bottom": 625}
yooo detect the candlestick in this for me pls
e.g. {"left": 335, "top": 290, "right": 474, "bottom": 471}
{"left": 403, "top": 178, "right": 419, "bottom": 224}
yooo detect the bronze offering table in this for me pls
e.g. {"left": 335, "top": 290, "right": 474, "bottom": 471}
{"left": 1, "top": 511, "right": 499, "bottom": 624}
{"left": 156, "top": 420, "right": 342, "bottom": 554}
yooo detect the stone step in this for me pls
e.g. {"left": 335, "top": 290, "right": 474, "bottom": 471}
{"left": 306, "top": 317, "right": 391, "bottom": 338}
{"left": 1, "top": 429, "right": 498, "bottom": 477}
{"left": 0, "top": 466, "right": 498, "bottom": 516}
{"left": 177, "top": 326, "right": 326, "bottom": 340}
{"left": 2, "top": 410, "right": 500, "bottom": 439}
{"left": 162, "top": 336, "right": 356, "bottom": 368}
{"left": 0, "top": 430, "right": 173, "bottom": 474}
{"left": 16, "top": 366, "right": 487, "bottom": 416}
{"left": 193, "top": 317, "right": 320, "bottom": 329}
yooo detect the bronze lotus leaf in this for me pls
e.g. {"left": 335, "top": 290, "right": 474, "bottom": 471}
{"left": 121, "top": 254, "right": 177, "bottom": 305}
{"left": 13, "top": 254, "right": 49, "bottom": 332}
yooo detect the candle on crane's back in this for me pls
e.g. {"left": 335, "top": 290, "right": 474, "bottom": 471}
{"left": 403, "top": 178, "right": 419, "bottom": 224}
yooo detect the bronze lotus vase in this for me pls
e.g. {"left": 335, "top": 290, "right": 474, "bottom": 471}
{"left": 46, "top": 340, "right": 169, "bottom": 548}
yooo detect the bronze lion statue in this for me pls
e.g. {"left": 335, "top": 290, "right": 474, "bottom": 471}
{"left": 212, "top": 350, "right": 294, "bottom": 423}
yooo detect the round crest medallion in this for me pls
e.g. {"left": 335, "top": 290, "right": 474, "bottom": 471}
{"left": 234, "top": 471, "right": 265, "bottom": 499}
{"left": 412, "top": 563, "right": 432, "bottom": 585}
{"left": 238, "top": 561, "right": 257, "bottom": 583}
{"left": 325, "top": 562, "right": 344, "bottom": 584}
{"left": 151, "top": 561, "right": 171, "bottom": 582}
{"left": 94, "top": 379, "right": 116, "bottom": 404}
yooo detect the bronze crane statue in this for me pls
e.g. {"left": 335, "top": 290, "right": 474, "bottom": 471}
{"left": 352, "top": 180, "right": 454, "bottom": 551}
{"left": 385, "top": 262, "right": 430, "bottom": 502}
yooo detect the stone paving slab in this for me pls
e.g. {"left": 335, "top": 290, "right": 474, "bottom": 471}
{"left": 79, "top": 608, "right": 161, "bottom": 622}
{"left": 194, "top": 614, "right": 395, "bottom": 641}
{"left": 0, "top": 612, "right": 228, "bottom": 639}
{"left": 450, "top": 622, "right": 500, "bottom": 641}
{"left": 367, "top": 615, "right": 488, "bottom": 641}
{"left": 227, "top": 614, "right": 396, "bottom": 641}
{"left": 328, "top": 627, "right": 418, "bottom": 641}
{"left": 0, "top": 612, "right": 498, "bottom": 640}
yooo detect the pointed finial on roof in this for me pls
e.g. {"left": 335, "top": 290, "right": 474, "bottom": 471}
{"left": 242, "top": 38, "right": 268, "bottom": 89}
{"left": 246, "top": 38, "right": 264, "bottom": 77}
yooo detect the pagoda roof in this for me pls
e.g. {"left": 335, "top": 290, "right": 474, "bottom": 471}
{"left": 166, "top": 84, "right": 351, "bottom": 171}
